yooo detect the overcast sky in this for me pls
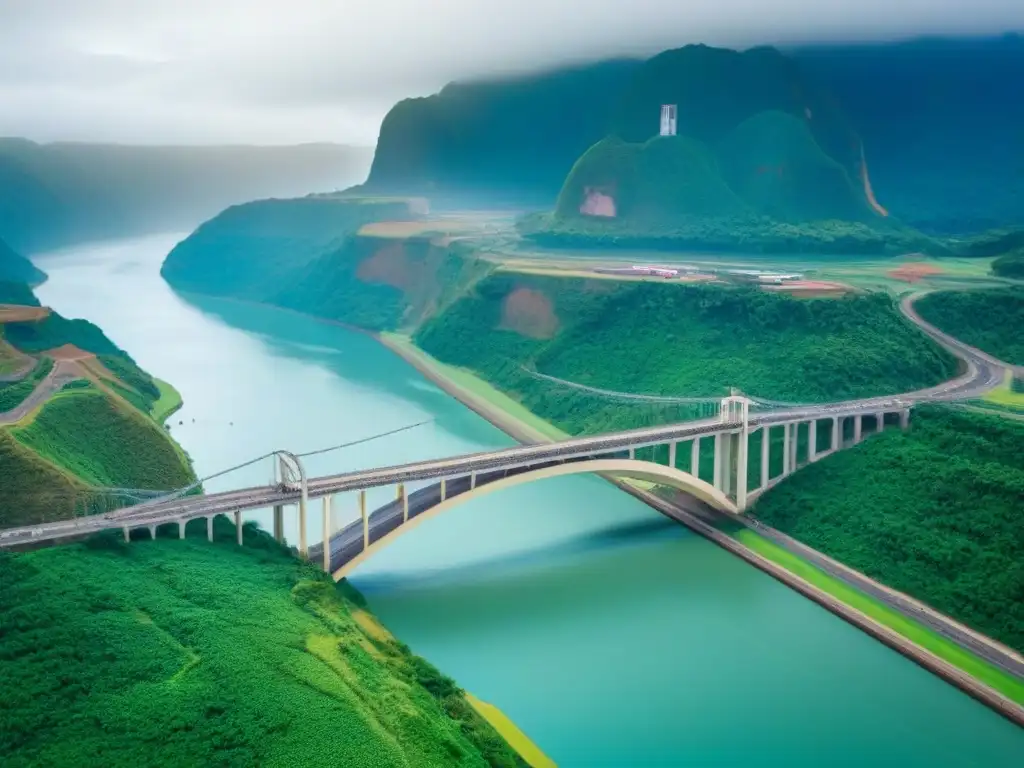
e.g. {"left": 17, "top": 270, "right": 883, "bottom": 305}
{"left": 1, "top": 0, "right": 1022, "bottom": 147}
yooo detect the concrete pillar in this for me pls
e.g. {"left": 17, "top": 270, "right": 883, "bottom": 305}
{"left": 234, "top": 511, "right": 242, "bottom": 546}
{"left": 440, "top": 478, "right": 447, "bottom": 502}
{"left": 178, "top": 520, "right": 186, "bottom": 540}
{"left": 735, "top": 431, "right": 748, "bottom": 511}
{"left": 782, "top": 424, "right": 792, "bottom": 475}
{"left": 272, "top": 505, "right": 284, "bottom": 543}
{"left": 398, "top": 483, "right": 409, "bottom": 523}
{"left": 853, "top": 415, "right": 862, "bottom": 444}
{"left": 831, "top": 417, "right": 840, "bottom": 452}
{"left": 808, "top": 419, "right": 818, "bottom": 462}
{"left": 691, "top": 438, "right": 700, "bottom": 479}
{"left": 123, "top": 526, "right": 130, "bottom": 543}
{"left": 760, "top": 426, "right": 770, "bottom": 488}
{"left": 719, "top": 432, "right": 734, "bottom": 497}
{"left": 322, "top": 496, "right": 332, "bottom": 573}
{"left": 668, "top": 441, "right": 677, "bottom": 469}
{"left": 877, "top": 412, "right": 886, "bottom": 433}
{"left": 470, "top": 471, "right": 477, "bottom": 490}
{"left": 359, "top": 490, "right": 368, "bottom": 551}
{"left": 148, "top": 525, "right": 157, "bottom": 540}
{"left": 206, "top": 516, "right": 214, "bottom": 543}
{"left": 900, "top": 409, "right": 910, "bottom": 430}
{"left": 629, "top": 445, "right": 635, "bottom": 460}
{"left": 713, "top": 433, "right": 724, "bottom": 491}
{"left": 298, "top": 497, "right": 308, "bottom": 558}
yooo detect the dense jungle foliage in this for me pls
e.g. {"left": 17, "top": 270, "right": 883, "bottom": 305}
{"left": 0, "top": 528, "right": 527, "bottom": 767}
{"left": 915, "top": 289, "right": 1024, "bottom": 365}
{"left": 992, "top": 250, "right": 1024, "bottom": 279}
{"left": 753, "top": 406, "right": 1024, "bottom": 652}
{"left": 0, "top": 356, "right": 53, "bottom": 412}
{"left": 415, "top": 275, "right": 957, "bottom": 435}
{"left": 10, "top": 385, "right": 193, "bottom": 490}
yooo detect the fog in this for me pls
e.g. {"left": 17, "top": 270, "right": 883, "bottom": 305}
{"left": 1, "top": 0, "right": 1022, "bottom": 146}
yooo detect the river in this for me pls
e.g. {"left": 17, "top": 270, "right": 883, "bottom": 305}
{"left": 34, "top": 234, "right": 1024, "bottom": 766}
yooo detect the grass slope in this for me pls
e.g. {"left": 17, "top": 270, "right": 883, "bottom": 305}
{"left": 0, "top": 527, "right": 527, "bottom": 767}
{"left": 11, "top": 384, "right": 193, "bottom": 490}
{"left": 415, "top": 275, "right": 957, "bottom": 435}
{"left": 752, "top": 406, "right": 1024, "bottom": 652}
{"left": 915, "top": 289, "right": 1024, "bottom": 365}
{"left": 0, "top": 356, "right": 52, "bottom": 411}
{"left": 0, "top": 430, "right": 87, "bottom": 526}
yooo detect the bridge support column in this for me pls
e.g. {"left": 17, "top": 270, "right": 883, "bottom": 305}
{"left": 123, "top": 526, "right": 130, "bottom": 543}
{"left": 398, "top": 483, "right": 408, "bottom": 523}
{"left": 735, "top": 431, "right": 748, "bottom": 512}
{"left": 440, "top": 478, "right": 447, "bottom": 502}
{"left": 359, "top": 490, "right": 368, "bottom": 551}
{"left": 298, "top": 497, "right": 308, "bottom": 559}
{"left": 808, "top": 419, "right": 818, "bottom": 463}
{"left": 668, "top": 441, "right": 677, "bottom": 470}
{"left": 178, "top": 520, "right": 186, "bottom": 540}
{"left": 760, "top": 427, "right": 770, "bottom": 489}
{"left": 854, "top": 415, "right": 862, "bottom": 444}
{"left": 831, "top": 417, "right": 840, "bottom": 452}
{"left": 713, "top": 433, "right": 724, "bottom": 491}
{"left": 876, "top": 412, "right": 886, "bottom": 434}
{"left": 470, "top": 471, "right": 477, "bottom": 490}
{"left": 628, "top": 446, "right": 635, "bottom": 460}
{"left": 691, "top": 438, "right": 700, "bottom": 479}
{"left": 206, "top": 516, "right": 214, "bottom": 543}
{"left": 272, "top": 505, "right": 284, "bottom": 543}
{"left": 900, "top": 409, "right": 910, "bottom": 430}
{"left": 234, "top": 511, "right": 242, "bottom": 546}
{"left": 322, "top": 496, "right": 332, "bottom": 573}
{"left": 782, "top": 424, "right": 792, "bottom": 475}
{"left": 148, "top": 525, "right": 157, "bottom": 540}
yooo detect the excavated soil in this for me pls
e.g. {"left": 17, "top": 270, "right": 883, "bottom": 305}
{"left": 887, "top": 263, "right": 945, "bottom": 283}
{"left": 356, "top": 242, "right": 419, "bottom": 291}
{"left": 498, "top": 287, "right": 560, "bottom": 340}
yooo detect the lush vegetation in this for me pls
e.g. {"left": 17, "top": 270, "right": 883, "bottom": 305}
{"left": 0, "top": 430, "right": 86, "bottom": 526}
{"left": 0, "top": 280, "right": 40, "bottom": 306}
{"left": 415, "top": 274, "right": 957, "bottom": 435}
{"left": 0, "top": 356, "right": 53, "bottom": 412}
{"left": 0, "top": 139, "right": 372, "bottom": 253}
{"left": 915, "top": 289, "right": 1024, "bottom": 365}
{"left": 0, "top": 237, "right": 44, "bottom": 285}
{"left": 0, "top": 528, "right": 528, "bottom": 767}
{"left": 992, "top": 250, "right": 1024, "bottom": 279}
{"left": 753, "top": 406, "right": 1024, "bottom": 652}
{"left": 10, "top": 385, "right": 193, "bottom": 490}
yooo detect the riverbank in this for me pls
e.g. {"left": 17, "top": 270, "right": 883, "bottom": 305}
{"left": 379, "top": 332, "right": 1024, "bottom": 726}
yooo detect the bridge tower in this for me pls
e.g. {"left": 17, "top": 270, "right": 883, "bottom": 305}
{"left": 718, "top": 396, "right": 753, "bottom": 511}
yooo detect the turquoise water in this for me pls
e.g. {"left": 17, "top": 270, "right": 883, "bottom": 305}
{"left": 34, "top": 235, "right": 1024, "bottom": 766}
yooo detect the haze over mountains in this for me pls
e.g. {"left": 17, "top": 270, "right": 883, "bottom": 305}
{"left": 0, "top": 141, "right": 372, "bottom": 254}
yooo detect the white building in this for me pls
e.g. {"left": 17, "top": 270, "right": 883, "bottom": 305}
{"left": 660, "top": 104, "right": 678, "bottom": 136}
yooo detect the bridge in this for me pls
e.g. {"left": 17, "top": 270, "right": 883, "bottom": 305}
{"left": 0, "top": 290, "right": 1008, "bottom": 578}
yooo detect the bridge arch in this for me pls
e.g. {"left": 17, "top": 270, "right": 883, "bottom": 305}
{"left": 332, "top": 458, "right": 737, "bottom": 580}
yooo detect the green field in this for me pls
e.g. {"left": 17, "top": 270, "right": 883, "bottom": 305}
{"left": 150, "top": 377, "right": 184, "bottom": 424}
{"left": 10, "top": 385, "right": 193, "bottom": 490}
{"left": 752, "top": 406, "right": 1024, "bottom": 653}
{"left": 915, "top": 288, "right": 1024, "bottom": 365}
{"left": 0, "top": 527, "right": 528, "bottom": 767}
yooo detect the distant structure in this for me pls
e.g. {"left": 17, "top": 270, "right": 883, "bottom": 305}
{"left": 660, "top": 104, "right": 678, "bottom": 136}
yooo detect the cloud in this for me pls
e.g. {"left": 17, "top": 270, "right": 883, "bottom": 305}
{"left": 0, "top": 0, "right": 1022, "bottom": 145}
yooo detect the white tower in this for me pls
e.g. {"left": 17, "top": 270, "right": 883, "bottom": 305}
{"left": 659, "top": 104, "right": 677, "bottom": 136}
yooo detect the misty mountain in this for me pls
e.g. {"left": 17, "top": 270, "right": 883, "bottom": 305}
{"left": 0, "top": 140, "right": 373, "bottom": 253}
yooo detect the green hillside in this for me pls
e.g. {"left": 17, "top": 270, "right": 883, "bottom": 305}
{"left": 717, "top": 110, "right": 871, "bottom": 223}
{"left": 752, "top": 406, "right": 1024, "bottom": 652}
{"left": 915, "top": 289, "right": 1024, "bottom": 365}
{"left": 414, "top": 274, "right": 958, "bottom": 435}
{"left": 0, "top": 139, "right": 373, "bottom": 253}
{"left": 993, "top": 250, "right": 1024, "bottom": 279}
{"left": 0, "top": 430, "right": 88, "bottom": 527}
{"left": 160, "top": 196, "right": 412, "bottom": 299}
{"left": 0, "top": 530, "right": 527, "bottom": 767}
{"left": 0, "top": 236, "right": 45, "bottom": 285}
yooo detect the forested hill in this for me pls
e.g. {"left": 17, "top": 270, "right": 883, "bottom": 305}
{"left": 362, "top": 36, "right": 1024, "bottom": 234}
{"left": 0, "top": 236, "right": 44, "bottom": 286}
{"left": 0, "top": 140, "right": 373, "bottom": 254}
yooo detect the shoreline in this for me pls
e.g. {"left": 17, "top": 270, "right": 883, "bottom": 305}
{"left": 379, "top": 332, "right": 1024, "bottom": 728}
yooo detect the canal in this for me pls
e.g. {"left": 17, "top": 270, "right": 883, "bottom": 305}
{"left": 34, "top": 234, "right": 1024, "bottom": 766}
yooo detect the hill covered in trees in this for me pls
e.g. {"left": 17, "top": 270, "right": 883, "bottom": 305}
{"left": 0, "top": 140, "right": 373, "bottom": 254}
{"left": 362, "top": 36, "right": 1024, "bottom": 236}
{"left": 0, "top": 236, "right": 44, "bottom": 285}
{"left": 915, "top": 289, "right": 1024, "bottom": 366}
{"left": 752, "top": 406, "right": 1024, "bottom": 652}
{"left": 0, "top": 529, "right": 528, "bottom": 767}
{"left": 414, "top": 274, "right": 958, "bottom": 435}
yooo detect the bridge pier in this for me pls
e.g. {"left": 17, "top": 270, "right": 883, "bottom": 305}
{"left": 853, "top": 415, "right": 863, "bottom": 444}
{"left": 668, "top": 441, "right": 677, "bottom": 470}
{"left": 808, "top": 419, "right": 818, "bottom": 462}
{"left": 398, "top": 483, "right": 408, "bottom": 523}
{"left": 831, "top": 417, "right": 840, "bottom": 452}
{"left": 178, "top": 520, "right": 186, "bottom": 540}
{"left": 470, "top": 471, "right": 477, "bottom": 490}
{"left": 440, "top": 478, "right": 447, "bottom": 502}
{"left": 234, "top": 511, "right": 242, "bottom": 546}
{"left": 148, "top": 524, "right": 157, "bottom": 540}
{"left": 629, "top": 446, "right": 635, "bottom": 460}
{"left": 272, "top": 505, "right": 284, "bottom": 543}
{"left": 359, "top": 490, "right": 368, "bottom": 551}
{"left": 713, "top": 433, "right": 724, "bottom": 491}
{"left": 322, "top": 496, "right": 332, "bottom": 573}
{"left": 691, "top": 438, "right": 700, "bottom": 479}
{"left": 298, "top": 496, "right": 308, "bottom": 558}
{"left": 735, "top": 431, "right": 748, "bottom": 511}
{"left": 207, "top": 515, "right": 214, "bottom": 543}
{"left": 782, "top": 423, "right": 792, "bottom": 475}
{"left": 123, "top": 526, "right": 130, "bottom": 543}
{"left": 760, "top": 426, "right": 770, "bottom": 489}
{"left": 900, "top": 409, "right": 910, "bottom": 430}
